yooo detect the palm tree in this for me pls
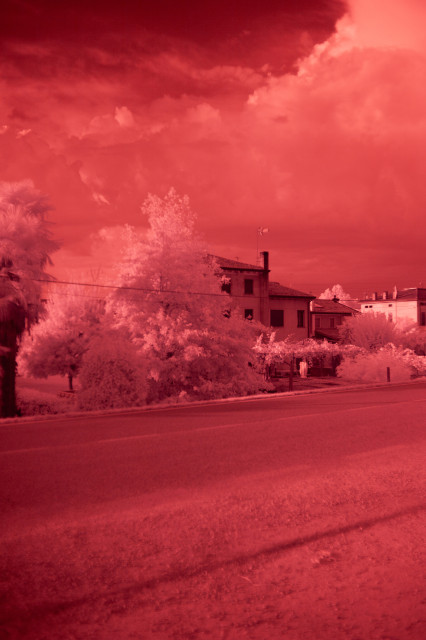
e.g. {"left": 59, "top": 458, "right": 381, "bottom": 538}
{"left": 0, "top": 180, "right": 59, "bottom": 417}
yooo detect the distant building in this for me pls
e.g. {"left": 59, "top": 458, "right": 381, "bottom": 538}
{"left": 310, "top": 298, "right": 358, "bottom": 342}
{"left": 213, "top": 252, "right": 314, "bottom": 339}
{"left": 361, "top": 287, "right": 426, "bottom": 326}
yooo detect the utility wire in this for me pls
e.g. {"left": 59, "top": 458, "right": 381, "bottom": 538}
{"left": 33, "top": 278, "right": 267, "bottom": 301}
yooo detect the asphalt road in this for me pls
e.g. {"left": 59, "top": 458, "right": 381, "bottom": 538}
{"left": 1, "top": 382, "right": 426, "bottom": 533}
{"left": 1, "top": 382, "right": 426, "bottom": 639}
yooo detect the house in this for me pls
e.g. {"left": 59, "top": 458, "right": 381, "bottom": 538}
{"left": 361, "top": 287, "right": 426, "bottom": 326}
{"left": 310, "top": 298, "right": 358, "bottom": 342}
{"left": 213, "top": 252, "right": 314, "bottom": 339}
{"left": 268, "top": 281, "right": 314, "bottom": 340}
{"left": 213, "top": 254, "right": 269, "bottom": 325}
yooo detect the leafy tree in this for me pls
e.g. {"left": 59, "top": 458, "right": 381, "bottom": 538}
{"left": 106, "top": 189, "right": 266, "bottom": 403}
{"left": 338, "top": 312, "right": 401, "bottom": 352}
{"left": 77, "top": 332, "right": 149, "bottom": 410}
{"left": 337, "top": 344, "right": 426, "bottom": 383}
{"left": 0, "top": 180, "right": 59, "bottom": 416}
{"left": 18, "top": 289, "right": 105, "bottom": 391}
{"left": 396, "top": 320, "right": 426, "bottom": 355}
{"left": 319, "top": 284, "right": 352, "bottom": 300}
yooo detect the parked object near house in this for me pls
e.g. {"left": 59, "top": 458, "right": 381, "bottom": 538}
{"left": 213, "top": 252, "right": 314, "bottom": 339}
{"left": 361, "top": 287, "right": 426, "bottom": 326}
{"left": 310, "top": 298, "right": 358, "bottom": 342}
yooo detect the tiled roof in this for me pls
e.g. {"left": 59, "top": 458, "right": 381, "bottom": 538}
{"left": 362, "top": 288, "right": 426, "bottom": 302}
{"left": 314, "top": 328, "right": 340, "bottom": 342}
{"left": 211, "top": 255, "right": 264, "bottom": 271}
{"left": 269, "top": 281, "right": 315, "bottom": 299}
{"left": 312, "top": 299, "right": 357, "bottom": 314}
{"left": 394, "top": 288, "right": 426, "bottom": 301}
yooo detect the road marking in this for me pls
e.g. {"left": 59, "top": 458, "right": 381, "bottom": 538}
{"left": 1, "top": 397, "right": 425, "bottom": 455}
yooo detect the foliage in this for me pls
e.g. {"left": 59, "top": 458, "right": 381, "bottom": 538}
{"left": 77, "top": 333, "right": 149, "bottom": 410}
{"left": 397, "top": 321, "right": 426, "bottom": 355}
{"left": 0, "top": 180, "right": 59, "bottom": 325}
{"left": 142, "top": 308, "right": 267, "bottom": 403}
{"left": 337, "top": 344, "right": 426, "bottom": 383}
{"left": 319, "top": 284, "right": 352, "bottom": 300}
{"left": 106, "top": 189, "right": 267, "bottom": 403}
{"left": 18, "top": 289, "right": 105, "bottom": 390}
{"left": 253, "top": 332, "right": 346, "bottom": 367}
{"left": 0, "top": 180, "right": 59, "bottom": 416}
{"left": 338, "top": 312, "right": 401, "bottom": 351}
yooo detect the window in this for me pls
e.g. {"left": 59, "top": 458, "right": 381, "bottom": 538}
{"left": 244, "top": 309, "right": 253, "bottom": 320}
{"left": 421, "top": 312, "right": 426, "bottom": 326}
{"left": 297, "top": 310, "right": 305, "bottom": 327}
{"left": 337, "top": 316, "right": 343, "bottom": 325}
{"left": 315, "top": 316, "right": 321, "bottom": 329}
{"left": 244, "top": 278, "right": 254, "bottom": 295}
{"left": 221, "top": 277, "right": 231, "bottom": 294}
{"left": 270, "top": 309, "right": 284, "bottom": 327}
{"left": 329, "top": 317, "right": 335, "bottom": 329}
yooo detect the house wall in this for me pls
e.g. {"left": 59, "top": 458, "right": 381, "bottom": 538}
{"left": 361, "top": 300, "right": 419, "bottom": 324}
{"left": 222, "top": 269, "right": 269, "bottom": 324}
{"left": 311, "top": 313, "right": 345, "bottom": 333}
{"left": 269, "top": 297, "right": 310, "bottom": 340}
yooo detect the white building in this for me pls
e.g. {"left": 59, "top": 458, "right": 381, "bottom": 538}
{"left": 360, "top": 287, "right": 426, "bottom": 326}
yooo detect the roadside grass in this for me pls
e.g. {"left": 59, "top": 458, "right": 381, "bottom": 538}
{"left": 16, "top": 376, "right": 78, "bottom": 415}
{"left": 2, "top": 449, "right": 425, "bottom": 640}
{"left": 16, "top": 374, "right": 352, "bottom": 417}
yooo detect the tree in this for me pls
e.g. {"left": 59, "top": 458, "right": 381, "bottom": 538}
{"left": 77, "top": 332, "right": 149, "bottom": 410}
{"left": 337, "top": 344, "right": 426, "bottom": 383}
{"left": 319, "top": 284, "right": 352, "bottom": 300}
{"left": 18, "top": 288, "right": 105, "bottom": 391}
{"left": 338, "top": 312, "right": 401, "bottom": 352}
{"left": 106, "top": 189, "right": 267, "bottom": 403}
{"left": 0, "top": 180, "right": 59, "bottom": 416}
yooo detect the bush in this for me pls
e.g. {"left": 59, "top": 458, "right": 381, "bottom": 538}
{"left": 77, "top": 335, "right": 148, "bottom": 411}
{"left": 336, "top": 344, "right": 425, "bottom": 383}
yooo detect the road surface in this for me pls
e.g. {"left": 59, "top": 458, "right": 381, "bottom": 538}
{"left": 1, "top": 382, "right": 426, "bottom": 639}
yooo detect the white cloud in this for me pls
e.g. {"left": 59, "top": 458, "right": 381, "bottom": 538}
{"left": 114, "top": 106, "right": 135, "bottom": 128}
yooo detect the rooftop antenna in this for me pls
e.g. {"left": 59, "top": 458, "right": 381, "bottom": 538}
{"left": 256, "top": 227, "right": 269, "bottom": 265}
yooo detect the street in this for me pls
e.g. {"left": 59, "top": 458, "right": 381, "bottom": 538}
{"left": 1, "top": 382, "right": 426, "bottom": 639}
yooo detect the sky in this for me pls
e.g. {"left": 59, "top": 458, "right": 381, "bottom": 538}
{"left": 1, "top": 0, "right": 425, "bottom": 297}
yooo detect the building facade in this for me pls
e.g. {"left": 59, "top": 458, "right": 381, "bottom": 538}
{"left": 214, "top": 252, "right": 314, "bottom": 339}
{"left": 310, "top": 299, "right": 358, "bottom": 342}
{"left": 361, "top": 287, "right": 426, "bottom": 326}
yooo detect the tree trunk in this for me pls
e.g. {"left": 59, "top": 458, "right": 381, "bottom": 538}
{"left": 0, "top": 340, "right": 18, "bottom": 418}
{"left": 68, "top": 373, "right": 74, "bottom": 392}
{"left": 0, "top": 303, "right": 26, "bottom": 418}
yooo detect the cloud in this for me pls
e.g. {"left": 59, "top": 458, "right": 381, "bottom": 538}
{"left": 1, "top": 0, "right": 425, "bottom": 294}
{"left": 347, "top": 0, "right": 426, "bottom": 53}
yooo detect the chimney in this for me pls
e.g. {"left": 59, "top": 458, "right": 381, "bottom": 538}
{"left": 332, "top": 295, "right": 340, "bottom": 303}
{"left": 261, "top": 251, "right": 269, "bottom": 272}
{"left": 393, "top": 286, "right": 398, "bottom": 300}
{"left": 382, "top": 291, "right": 388, "bottom": 300}
{"left": 372, "top": 292, "right": 377, "bottom": 300}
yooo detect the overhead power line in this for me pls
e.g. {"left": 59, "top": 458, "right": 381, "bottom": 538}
{"left": 33, "top": 278, "right": 266, "bottom": 301}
